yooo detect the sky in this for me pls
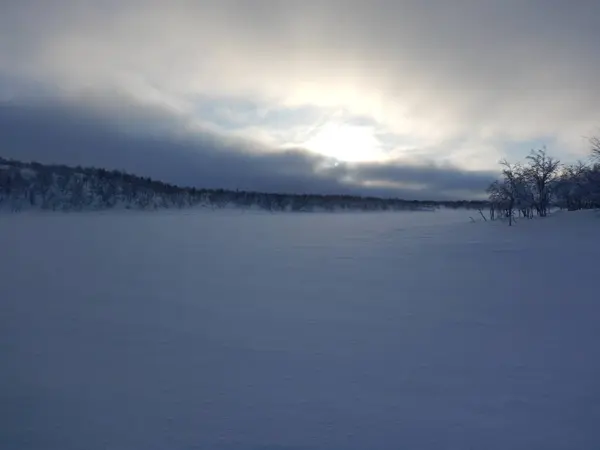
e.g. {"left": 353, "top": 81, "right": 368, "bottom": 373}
{"left": 1, "top": 0, "right": 600, "bottom": 200}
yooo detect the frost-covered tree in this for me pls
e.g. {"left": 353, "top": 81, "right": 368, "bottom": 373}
{"left": 489, "top": 143, "right": 600, "bottom": 221}
{"left": 552, "top": 135, "right": 600, "bottom": 211}
{"left": 555, "top": 161, "right": 589, "bottom": 211}
{"left": 524, "top": 148, "right": 560, "bottom": 217}
{"left": 591, "top": 136, "right": 600, "bottom": 161}
{"left": 487, "top": 160, "right": 526, "bottom": 226}
{"left": 488, "top": 149, "right": 561, "bottom": 224}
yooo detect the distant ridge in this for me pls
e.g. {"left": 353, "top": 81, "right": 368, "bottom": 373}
{"left": 0, "top": 156, "right": 487, "bottom": 213}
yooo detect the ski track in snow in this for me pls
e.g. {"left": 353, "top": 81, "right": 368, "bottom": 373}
{"left": 1, "top": 209, "right": 599, "bottom": 450}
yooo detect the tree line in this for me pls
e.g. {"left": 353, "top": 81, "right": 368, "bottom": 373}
{"left": 487, "top": 138, "right": 600, "bottom": 225}
{"left": 0, "top": 157, "right": 486, "bottom": 213}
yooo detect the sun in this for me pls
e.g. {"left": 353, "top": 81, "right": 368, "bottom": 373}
{"left": 303, "top": 122, "right": 385, "bottom": 162}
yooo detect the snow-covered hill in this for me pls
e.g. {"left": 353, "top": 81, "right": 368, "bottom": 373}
{"left": 0, "top": 157, "right": 485, "bottom": 213}
{"left": 1, "top": 209, "right": 598, "bottom": 450}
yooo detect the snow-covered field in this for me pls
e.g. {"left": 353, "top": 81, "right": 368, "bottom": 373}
{"left": 1, "top": 209, "right": 599, "bottom": 450}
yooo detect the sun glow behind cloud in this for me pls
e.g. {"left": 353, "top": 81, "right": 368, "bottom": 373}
{"left": 302, "top": 122, "right": 387, "bottom": 162}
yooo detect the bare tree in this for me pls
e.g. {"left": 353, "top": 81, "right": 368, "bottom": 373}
{"left": 487, "top": 160, "right": 524, "bottom": 226}
{"left": 591, "top": 136, "right": 600, "bottom": 161}
{"left": 490, "top": 145, "right": 600, "bottom": 221}
{"left": 524, "top": 148, "right": 560, "bottom": 217}
{"left": 555, "top": 161, "right": 589, "bottom": 211}
{"left": 487, "top": 181, "right": 502, "bottom": 221}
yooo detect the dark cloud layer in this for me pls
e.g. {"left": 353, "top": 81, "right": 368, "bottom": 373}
{"left": 0, "top": 96, "right": 495, "bottom": 200}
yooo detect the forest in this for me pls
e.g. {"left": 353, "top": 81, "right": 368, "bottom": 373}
{"left": 0, "top": 157, "right": 486, "bottom": 213}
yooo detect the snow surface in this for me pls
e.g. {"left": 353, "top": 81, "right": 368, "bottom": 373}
{"left": 1, "top": 209, "right": 599, "bottom": 450}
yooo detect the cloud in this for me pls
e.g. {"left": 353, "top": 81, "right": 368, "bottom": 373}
{"left": 1, "top": 0, "right": 599, "bottom": 193}
{"left": 0, "top": 94, "right": 494, "bottom": 200}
